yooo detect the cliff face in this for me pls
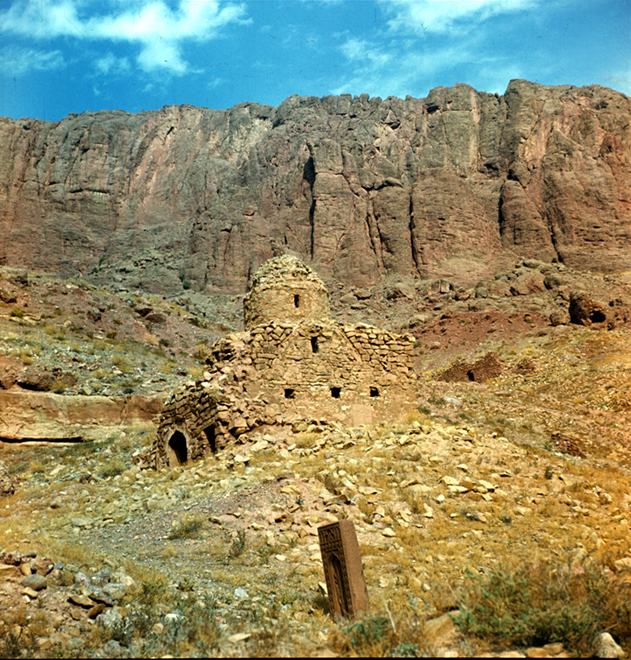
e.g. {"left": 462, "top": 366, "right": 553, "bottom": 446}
{"left": 0, "top": 79, "right": 629, "bottom": 293}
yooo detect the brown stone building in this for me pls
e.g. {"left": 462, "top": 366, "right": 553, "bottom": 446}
{"left": 153, "top": 256, "right": 417, "bottom": 468}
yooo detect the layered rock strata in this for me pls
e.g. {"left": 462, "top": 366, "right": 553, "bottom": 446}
{"left": 0, "top": 80, "right": 629, "bottom": 293}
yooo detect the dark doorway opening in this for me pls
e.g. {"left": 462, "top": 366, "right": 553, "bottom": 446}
{"left": 203, "top": 426, "right": 217, "bottom": 453}
{"left": 294, "top": 294, "right": 300, "bottom": 308}
{"left": 167, "top": 431, "right": 188, "bottom": 466}
{"left": 311, "top": 336, "right": 319, "bottom": 353}
{"left": 467, "top": 370, "right": 475, "bottom": 382}
{"left": 284, "top": 388, "right": 296, "bottom": 399}
{"left": 370, "top": 387, "right": 380, "bottom": 397}
{"left": 330, "top": 387, "right": 341, "bottom": 399}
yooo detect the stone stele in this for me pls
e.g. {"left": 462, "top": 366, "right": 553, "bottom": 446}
{"left": 318, "top": 519, "right": 370, "bottom": 619}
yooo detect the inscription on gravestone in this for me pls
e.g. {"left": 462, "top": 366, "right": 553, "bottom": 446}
{"left": 318, "top": 519, "right": 370, "bottom": 618}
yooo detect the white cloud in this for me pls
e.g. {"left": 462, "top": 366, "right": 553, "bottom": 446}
{"left": 335, "top": 42, "right": 469, "bottom": 98}
{"left": 384, "top": 0, "right": 539, "bottom": 36}
{"left": 207, "top": 76, "right": 225, "bottom": 90}
{"left": 334, "top": 0, "right": 546, "bottom": 99}
{"left": 339, "top": 38, "right": 393, "bottom": 69}
{"left": 95, "top": 52, "right": 131, "bottom": 75}
{"left": 1, "top": 0, "right": 249, "bottom": 74}
{"left": 0, "top": 46, "right": 64, "bottom": 77}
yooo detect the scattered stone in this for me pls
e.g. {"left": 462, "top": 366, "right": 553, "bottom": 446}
{"left": 21, "top": 586, "right": 40, "bottom": 598}
{"left": 543, "top": 643, "right": 564, "bottom": 655}
{"left": 423, "top": 612, "right": 459, "bottom": 646}
{"left": 614, "top": 557, "right": 631, "bottom": 572}
{"left": 593, "top": 632, "right": 625, "bottom": 658}
{"left": 69, "top": 593, "right": 97, "bottom": 608}
{"left": 569, "top": 292, "right": 609, "bottom": 327}
{"left": 21, "top": 573, "right": 47, "bottom": 591}
{"left": 88, "top": 603, "right": 107, "bottom": 618}
{"left": 97, "top": 608, "right": 122, "bottom": 630}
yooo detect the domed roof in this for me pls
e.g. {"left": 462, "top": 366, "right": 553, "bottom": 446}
{"left": 249, "top": 255, "right": 326, "bottom": 291}
{"left": 243, "top": 256, "right": 330, "bottom": 329}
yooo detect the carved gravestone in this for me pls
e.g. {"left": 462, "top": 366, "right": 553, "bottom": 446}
{"left": 318, "top": 519, "right": 370, "bottom": 618}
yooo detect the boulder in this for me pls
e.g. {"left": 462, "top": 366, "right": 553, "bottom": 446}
{"left": 569, "top": 292, "right": 609, "bottom": 327}
{"left": 593, "top": 632, "right": 625, "bottom": 658}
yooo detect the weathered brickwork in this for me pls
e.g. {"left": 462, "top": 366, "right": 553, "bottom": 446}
{"left": 153, "top": 256, "right": 417, "bottom": 468}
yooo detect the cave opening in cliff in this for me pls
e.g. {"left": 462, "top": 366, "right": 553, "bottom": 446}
{"left": 467, "top": 371, "right": 476, "bottom": 381}
{"left": 203, "top": 426, "right": 217, "bottom": 453}
{"left": 167, "top": 431, "right": 188, "bottom": 466}
{"left": 590, "top": 310, "right": 606, "bottom": 323}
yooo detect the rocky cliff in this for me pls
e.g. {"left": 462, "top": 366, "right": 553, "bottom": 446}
{"left": 1, "top": 80, "right": 629, "bottom": 294}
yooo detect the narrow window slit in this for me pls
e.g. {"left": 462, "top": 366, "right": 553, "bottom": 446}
{"left": 310, "top": 336, "right": 319, "bottom": 353}
{"left": 294, "top": 294, "right": 300, "bottom": 308}
{"left": 203, "top": 426, "right": 217, "bottom": 453}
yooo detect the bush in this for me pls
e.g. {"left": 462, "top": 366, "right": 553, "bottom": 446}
{"left": 99, "top": 457, "right": 127, "bottom": 478}
{"left": 452, "top": 559, "right": 631, "bottom": 656}
{"left": 168, "top": 513, "right": 205, "bottom": 540}
{"left": 229, "top": 530, "right": 246, "bottom": 558}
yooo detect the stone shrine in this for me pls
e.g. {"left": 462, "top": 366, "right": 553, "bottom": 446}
{"left": 153, "top": 255, "right": 417, "bottom": 468}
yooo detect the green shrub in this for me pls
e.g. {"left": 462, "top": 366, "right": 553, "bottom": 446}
{"left": 99, "top": 457, "right": 127, "bottom": 478}
{"left": 452, "top": 559, "right": 631, "bottom": 655}
{"left": 229, "top": 530, "right": 246, "bottom": 558}
{"left": 168, "top": 513, "right": 205, "bottom": 540}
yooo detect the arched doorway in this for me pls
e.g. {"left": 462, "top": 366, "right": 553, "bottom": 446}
{"left": 167, "top": 431, "right": 188, "bottom": 467}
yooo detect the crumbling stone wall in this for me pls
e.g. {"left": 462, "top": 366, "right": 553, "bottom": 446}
{"left": 153, "top": 256, "right": 417, "bottom": 469}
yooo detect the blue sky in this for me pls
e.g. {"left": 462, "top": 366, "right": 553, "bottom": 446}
{"left": 0, "top": 0, "right": 629, "bottom": 121}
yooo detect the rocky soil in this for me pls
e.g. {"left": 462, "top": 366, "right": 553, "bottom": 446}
{"left": 1, "top": 257, "right": 631, "bottom": 656}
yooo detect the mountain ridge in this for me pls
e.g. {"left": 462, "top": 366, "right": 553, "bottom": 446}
{"left": 1, "top": 79, "right": 630, "bottom": 295}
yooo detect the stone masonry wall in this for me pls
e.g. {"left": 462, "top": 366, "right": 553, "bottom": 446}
{"left": 243, "top": 255, "right": 330, "bottom": 330}
{"left": 153, "top": 319, "right": 416, "bottom": 468}
{"left": 153, "top": 256, "right": 418, "bottom": 469}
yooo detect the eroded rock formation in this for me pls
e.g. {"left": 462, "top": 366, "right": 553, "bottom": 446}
{"left": 1, "top": 80, "right": 629, "bottom": 293}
